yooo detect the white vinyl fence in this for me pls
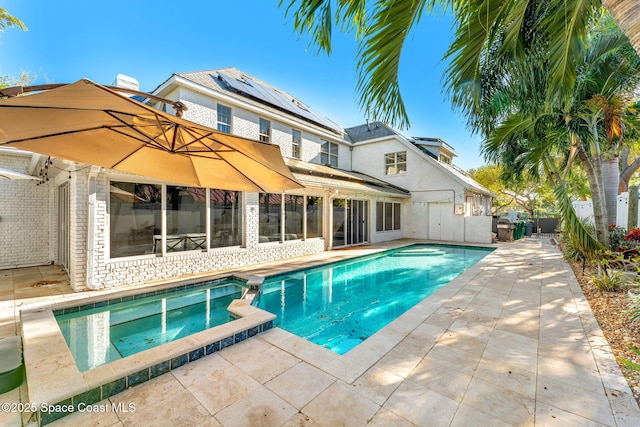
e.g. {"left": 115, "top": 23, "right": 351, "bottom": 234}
{"left": 572, "top": 192, "right": 636, "bottom": 228}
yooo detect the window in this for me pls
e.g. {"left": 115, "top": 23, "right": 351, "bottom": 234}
{"left": 259, "top": 193, "right": 282, "bottom": 242}
{"left": 284, "top": 195, "right": 304, "bottom": 240}
{"left": 217, "top": 104, "right": 232, "bottom": 133}
{"left": 385, "top": 151, "right": 407, "bottom": 175}
{"left": 376, "top": 202, "right": 401, "bottom": 231}
{"left": 259, "top": 118, "right": 271, "bottom": 143}
{"left": 259, "top": 194, "right": 323, "bottom": 242}
{"left": 321, "top": 140, "right": 338, "bottom": 167}
{"left": 465, "top": 194, "right": 490, "bottom": 216}
{"left": 292, "top": 129, "right": 301, "bottom": 159}
{"left": 211, "top": 189, "right": 242, "bottom": 247}
{"left": 166, "top": 186, "right": 207, "bottom": 252}
{"left": 439, "top": 154, "right": 451, "bottom": 165}
{"left": 109, "top": 182, "right": 161, "bottom": 258}
{"left": 110, "top": 182, "right": 243, "bottom": 258}
{"left": 306, "top": 196, "right": 323, "bottom": 238}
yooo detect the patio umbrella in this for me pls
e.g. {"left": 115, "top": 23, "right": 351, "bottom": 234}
{"left": 0, "top": 166, "right": 40, "bottom": 180}
{"left": 0, "top": 79, "right": 302, "bottom": 192}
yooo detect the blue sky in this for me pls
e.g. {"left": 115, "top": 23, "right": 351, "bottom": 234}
{"left": 1, "top": 0, "right": 485, "bottom": 170}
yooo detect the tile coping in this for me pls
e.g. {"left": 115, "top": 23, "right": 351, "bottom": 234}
{"left": 19, "top": 240, "right": 635, "bottom": 425}
{"left": 20, "top": 274, "right": 276, "bottom": 425}
{"left": 18, "top": 241, "right": 483, "bottom": 425}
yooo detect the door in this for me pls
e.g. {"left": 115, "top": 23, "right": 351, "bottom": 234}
{"left": 428, "top": 202, "right": 453, "bottom": 241}
{"left": 352, "top": 200, "right": 368, "bottom": 244}
{"left": 58, "top": 182, "right": 70, "bottom": 271}
{"left": 333, "top": 199, "right": 369, "bottom": 247}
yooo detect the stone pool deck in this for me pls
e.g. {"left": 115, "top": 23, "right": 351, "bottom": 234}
{"left": 1, "top": 237, "right": 640, "bottom": 426}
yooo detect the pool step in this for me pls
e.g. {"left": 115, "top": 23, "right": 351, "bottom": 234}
{"left": 0, "top": 336, "right": 24, "bottom": 394}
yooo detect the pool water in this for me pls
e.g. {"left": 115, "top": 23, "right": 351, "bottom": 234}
{"left": 254, "top": 245, "right": 492, "bottom": 354}
{"left": 56, "top": 281, "right": 245, "bottom": 371}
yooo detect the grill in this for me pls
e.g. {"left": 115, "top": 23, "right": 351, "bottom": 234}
{"left": 497, "top": 217, "right": 515, "bottom": 241}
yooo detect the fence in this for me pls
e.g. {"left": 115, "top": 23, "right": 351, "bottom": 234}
{"left": 491, "top": 216, "right": 559, "bottom": 235}
{"left": 572, "top": 192, "right": 637, "bottom": 228}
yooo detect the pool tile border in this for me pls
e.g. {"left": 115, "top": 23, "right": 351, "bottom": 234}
{"left": 35, "top": 318, "right": 274, "bottom": 425}
{"left": 24, "top": 241, "right": 490, "bottom": 425}
{"left": 22, "top": 294, "right": 275, "bottom": 426}
{"left": 52, "top": 276, "right": 235, "bottom": 316}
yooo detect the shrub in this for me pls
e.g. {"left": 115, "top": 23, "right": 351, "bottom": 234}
{"left": 590, "top": 258, "right": 625, "bottom": 291}
{"left": 609, "top": 224, "right": 628, "bottom": 252}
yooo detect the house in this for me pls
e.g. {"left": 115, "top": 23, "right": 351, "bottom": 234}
{"left": 0, "top": 68, "right": 493, "bottom": 290}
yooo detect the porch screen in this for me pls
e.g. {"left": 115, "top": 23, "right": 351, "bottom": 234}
{"left": 306, "top": 196, "right": 323, "bottom": 238}
{"left": 259, "top": 193, "right": 282, "bottom": 242}
{"left": 166, "top": 186, "right": 207, "bottom": 253}
{"left": 109, "top": 182, "right": 161, "bottom": 258}
{"left": 284, "top": 195, "right": 304, "bottom": 240}
{"left": 211, "top": 189, "right": 242, "bottom": 248}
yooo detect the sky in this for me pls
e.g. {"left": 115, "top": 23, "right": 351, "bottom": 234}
{"left": 0, "top": 0, "right": 485, "bottom": 171}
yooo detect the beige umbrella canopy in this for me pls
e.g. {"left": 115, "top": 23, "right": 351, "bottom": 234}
{"left": 0, "top": 79, "right": 302, "bottom": 192}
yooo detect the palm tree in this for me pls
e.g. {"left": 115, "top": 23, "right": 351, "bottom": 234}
{"left": 461, "top": 11, "right": 640, "bottom": 250}
{"left": 279, "top": 0, "right": 640, "bottom": 131}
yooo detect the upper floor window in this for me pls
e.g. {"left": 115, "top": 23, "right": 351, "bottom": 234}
{"left": 292, "top": 129, "right": 301, "bottom": 159}
{"left": 439, "top": 154, "right": 451, "bottom": 164}
{"left": 217, "top": 104, "right": 232, "bottom": 133}
{"left": 385, "top": 151, "right": 407, "bottom": 175}
{"left": 321, "top": 140, "right": 338, "bottom": 168}
{"left": 259, "top": 118, "right": 271, "bottom": 143}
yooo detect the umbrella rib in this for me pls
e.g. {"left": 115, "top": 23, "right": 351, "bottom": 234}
{"left": 105, "top": 110, "right": 176, "bottom": 152}
{"left": 0, "top": 124, "right": 134, "bottom": 144}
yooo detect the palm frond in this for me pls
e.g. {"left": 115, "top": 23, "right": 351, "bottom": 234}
{"left": 553, "top": 177, "right": 604, "bottom": 258}
{"left": 0, "top": 8, "right": 26, "bottom": 32}
{"left": 355, "top": 0, "right": 434, "bottom": 129}
{"left": 280, "top": 0, "right": 335, "bottom": 54}
{"left": 542, "top": 0, "right": 602, "bottom": 104}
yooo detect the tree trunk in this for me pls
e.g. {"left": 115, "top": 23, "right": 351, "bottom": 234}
{"left": 602, "top": 0, "right": 640, "bottom": 59}
{"left": 602, "top": 157, "right": 619, "bottom": 227}
{"left": 577, "top": 145, "right": 609, "bottom": 246}
{"left": 619, "top": 148, "right": 640, "bottom": 194}
{"left": 629, "top": 186, "right": 638, "bottom": 229}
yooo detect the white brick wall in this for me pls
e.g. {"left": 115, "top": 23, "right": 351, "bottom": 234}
{"left": 0, "top": 154, "right": 51, "bottom": 269}
{"left": 81, "top": 173, "right": 326, "bottom": 289}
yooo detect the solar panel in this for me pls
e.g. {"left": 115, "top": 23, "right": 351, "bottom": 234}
{"left": 218, "top": 72, "right": 341, "bottom": 134}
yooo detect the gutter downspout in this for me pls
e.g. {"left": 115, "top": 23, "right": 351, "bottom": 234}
{"left": 86, "top": 166, "right": 101, "bottom": 289}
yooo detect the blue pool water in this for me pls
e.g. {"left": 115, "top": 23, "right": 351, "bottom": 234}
{"left": 56, "top": 281, "right": 245, "bottom": 371}
{"left": 254, "top": 245, "right": 493, "bottom": 354}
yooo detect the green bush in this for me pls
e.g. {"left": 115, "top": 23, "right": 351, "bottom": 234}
{"left": 590, "top": 267, "right": 624, "bottom": 291}
{"left": 609, "top": 225, "right": 628, "bottom": 252}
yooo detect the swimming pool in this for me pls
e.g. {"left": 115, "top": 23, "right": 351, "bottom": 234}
{"left": 56, "top": 280, "right": 246, "bottom": 371}
{"left": 254, "top": 244, "right": 493, "bottom": 354}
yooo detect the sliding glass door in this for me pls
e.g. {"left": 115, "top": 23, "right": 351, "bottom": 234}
{"left": 332, "top": 199, "right": 368, "bottom": 247}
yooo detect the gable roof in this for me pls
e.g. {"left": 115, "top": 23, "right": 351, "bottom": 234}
{"left": 173, "top": 68, "right": 344, "bottom": 135}
{"left": 346, "top": 122, "right": 494, "bottom": 197}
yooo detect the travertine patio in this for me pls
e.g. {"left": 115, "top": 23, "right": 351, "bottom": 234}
{"left": 1, "top": 238, "right": 640, "bottom": 426}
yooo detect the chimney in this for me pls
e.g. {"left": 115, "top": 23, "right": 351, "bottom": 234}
{"left": 112, "top": 74, "right": 139, "bottom": 91}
